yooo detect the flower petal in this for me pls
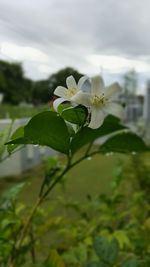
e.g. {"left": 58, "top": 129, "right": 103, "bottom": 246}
{"left": 53, "top": 98, "right": 66, "bottom": 111}
{"left": 54, "top": 86, "right": 68, "bottom": 98}
{"left": 71, "top": 91, "right": 91, "bottom": 107}
{"left": 78, "top": 76, "right": 89, "bottom": 90}
{"left": 66, "top": 75, "right": 77, "bottom": 89}
{"left": 91, "top": 76, "right": 104, "bottom": 96}
{"left": 105, "top": 82, "right": 122, "bottom": 100}
{"left": 89, "top": 107, "right": 105, "bottom": 129}
{"left": 80, "top": 79, "right": 91, "bottom": 93}
{"left": 105, "top": 102, "right": 124, "bottom": 118}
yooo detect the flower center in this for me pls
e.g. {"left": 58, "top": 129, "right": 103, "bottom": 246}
{"left": 67, "top": 88, "right": 77, "bottom": 97}
{"left": 91, "top": 94, "right": 106, "bottom": 106}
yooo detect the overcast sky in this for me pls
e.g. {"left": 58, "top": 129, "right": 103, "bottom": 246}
{"left": 0, "top": 0, "right": 150, "bottom": 93}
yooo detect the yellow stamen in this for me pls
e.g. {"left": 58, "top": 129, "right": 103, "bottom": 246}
{"left": 67, "top": 88, "right": 77, "bottom": 97}
{"left": 91, "top": 94, "right": 106, "bottom": 106}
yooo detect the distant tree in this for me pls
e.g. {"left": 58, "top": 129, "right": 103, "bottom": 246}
{"left": 23, "top": 78, "right": 33, "bottom": 103}
{"left": 48, "top": 67, "right": 84, "bottom": 98}
{"left": 0, "top": 60, "right": 32, "bottom": 104}
{"left": 32, "top": 80, "right": 50, "bottom": 105}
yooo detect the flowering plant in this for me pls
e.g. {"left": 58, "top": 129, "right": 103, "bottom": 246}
{"left": 5, "top": 75, "right": 149, "bottom": 267}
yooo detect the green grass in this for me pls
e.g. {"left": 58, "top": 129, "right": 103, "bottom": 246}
{"left": 0, "top": 153, "right": 127, "bottom": 204}
{"left": 0, "top": 104, "right": 48, "bottom": 119}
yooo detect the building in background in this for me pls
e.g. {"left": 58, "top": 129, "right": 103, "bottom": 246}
{"left": 120, "top": 94, "right": 144, "bottom": 123}
{"left": 144, "top": 83, "right": 150, "bottom": 137}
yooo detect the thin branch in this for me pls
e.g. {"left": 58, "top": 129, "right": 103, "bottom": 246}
{"left": 0, "top": 145, "right": 24, "bottom": 163}
{"left": 29, "top": 227, "right": 36, "bottom": 264}
{"left": 85, "top": 142, "right": 93, "bottom": 156}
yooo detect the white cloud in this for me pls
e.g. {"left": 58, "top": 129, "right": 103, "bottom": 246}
{"left": 38, "top": 64, "right": 53, "bottom": 74}
{"left": 1, "top": 42, "right": 48, "bottom": 62}
{"left": 87, "top": 54, "right": 150, "bottom": 73}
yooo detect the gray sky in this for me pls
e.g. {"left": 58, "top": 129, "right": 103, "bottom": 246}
{"left": 0, "top": 0, "right": 150, "bottom": 93}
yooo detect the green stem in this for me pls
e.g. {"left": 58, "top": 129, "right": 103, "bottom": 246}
{"left": 9, "top": 149, "right": 100, "bottom": 267}
{"left": 41, "top": 153, "right": 72, "bottom": 199}
{"left": 0, "top": 146, "right": 24, "bottom": 163}
{"left": 17, "top": 197, "right": 42, "bottom": 248}
{"left": 85, "top": 142, "right": 93, "bottom": 156}
{"left": 44, "top": 149, "right": 100, "bottom": 196}
{"left": 70, "top": 149, "right": 100, "bottom": 169}
{"left": 29, "top": 226, "right": 36, "bottom": 264}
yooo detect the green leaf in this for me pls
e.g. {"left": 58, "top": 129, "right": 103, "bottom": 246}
{"left": 1, "top": 183, "right": 25, "bottom": 202}
{"left": 57, "top": 102, "right": 71, "bottom": 113}
{"left": 71, "top": 115, "right": 126, "bottom": 154}
{"left": 0, "top": 124, "right": 12, "bottom": 160}
{"left": 7, "top": 126, "right": 24, "bottom": 155}
{"left": 100, "top": 132, "right": 149, "bottom": 153}
{"left": 61, "top": 105, "right": 88, "bottom": 125}
{"left": 94, "top": 236, "right": 108, "bottom": 261}
{"left": 122, "top": 258, "right": 139, "bottom": 267}
{"left": 86, "top": 262, "right": 108, "bottom": 267}
{"left": 86, "top": 263, "right": 99, "bottom": 267}
{"left": 44, "top": 249, "right": 66, "bottom": 267}
{"left": 93, "top": 236, "right": 119, "bottom": 264}
{"left": 113, "top": 230, "right": 132, "bottom": 249}
{"left": 66, "top": 122, "right": 76, "bottom": 137}
{"left": 7, "top": 111, "right": 70, "bottom": 154}
{"left": 107, "top": 238, "right": 119, "bottom": 264}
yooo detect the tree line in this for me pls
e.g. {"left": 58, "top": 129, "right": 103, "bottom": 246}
{"left": 0, "top": 60, "right": 83, "bottom": 105}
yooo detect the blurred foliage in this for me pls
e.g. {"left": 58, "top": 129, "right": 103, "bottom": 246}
{"left": 0, "top": 153, "right": 150, "bottom": 266}
{"left": 0, "top": 60, "right": 32, "bottom": 104}
{"left": 32, "top": 79, "right": 51, "bottom": 105}
{"left": 58, "top": 155, "right": 150, "bottom": 267}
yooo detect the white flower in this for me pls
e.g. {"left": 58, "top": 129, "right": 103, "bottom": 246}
{"left": 53, "top": 75, "right": 88, "bottom": 110}
{"left": 72, "top": 76, "right": 123, "bottom": 129}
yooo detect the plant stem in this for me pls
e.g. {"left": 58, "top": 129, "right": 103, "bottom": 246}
{"left": 85, "top": 142, "right": 93, "bottom": 156}
{"left": 17, "top": 197, "right": 42, "bottom": 249}
{"left": 8, "top": 197, "right": 42, "bottom": 267}
{"left": 29, "top": 227, "right": 36, "bottom": 264}
{"left": 0, "top": 146, "right": 24, "bottom": 163}
{"left": 8, "top": 149, "right": 100, "bottom": 267}
{"left": 44, "top": 148, "right": 100, "bottom": 197}
{"left": 41, "top": 160, "right": 71, "bottom": 200}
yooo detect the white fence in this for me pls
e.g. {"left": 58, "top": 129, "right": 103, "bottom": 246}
{"left": 0, "top": 118, "right": 57, "bottom": 177}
